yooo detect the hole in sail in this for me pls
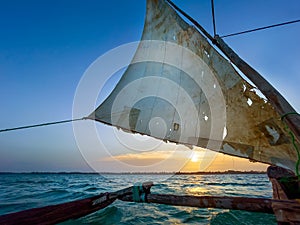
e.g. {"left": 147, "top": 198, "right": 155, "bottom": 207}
{"left": 213, "top": 83, "right": 216, "bottom": 89}
{"left": 242, "top": 84, "right": 247, "bottom": 92}
{"left": 265, "top": 125, "right": 280, "bottom": 144}
{"left": 247, "top": 98, "right": 253, "bottom": 106}
{"left": 204, "top": 116, "right": 209, "bottom": 121}
{"left": 250, "top": 87, "right": 267, "bottom": 101}
{"left": 173, "top": 35, "right": 176, "bottom": 41}
{"left": 204, "top": 50, "right": 210, "bottom": 58}
{"left": 223, "top": 127, "right": 228, "bottom": 139}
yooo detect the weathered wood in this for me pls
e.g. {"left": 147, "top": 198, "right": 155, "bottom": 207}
{"left": 268, "top": 166, "right": 300, "bottom": 224}
{"left": 267, "top": 166, "right": 295, "bottom": 180}
{"left": 2, "top": 177, "right": 299, "bottom": 224}
{"left": 270, "top": 178, "right": 290, "bottom": 200}
{"left": 214, "top": 36, "right": 300, "bottom": 143}
{"left": 0, "top": 182, "right": 153, "bottom": 225}
{"left": 272, "top": 200, "right": 300, "bottom": 225}
{"left": 268, "top": 166, "right": 294, "bottom": 200}
{"left": 121, "top": 192, "right": 300, "bottom": 224}
{"left": 0, "top": 192, "right": 119, "bottom": 225}
{"left": 120, "top": 193, "right": 292, "bottom": 214}
{"left": 147, "top": 194, "right": 275, "bottom": 213}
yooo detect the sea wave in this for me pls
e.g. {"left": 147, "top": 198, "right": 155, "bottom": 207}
{"left": 0, "top": 173, "right": 276, "bottom": 224}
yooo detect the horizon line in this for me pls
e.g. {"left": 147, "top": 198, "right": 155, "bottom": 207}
{"left": 0, "top": 170, "right": 267, "bottom": 175}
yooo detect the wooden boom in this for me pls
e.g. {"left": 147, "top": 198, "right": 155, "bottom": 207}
{"left": 120, "top": 193, "right": 300, "bottom": 216}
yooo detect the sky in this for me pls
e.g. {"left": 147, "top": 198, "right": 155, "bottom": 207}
{"left": 0, "top": 0, "right": 299, "bottom": 172}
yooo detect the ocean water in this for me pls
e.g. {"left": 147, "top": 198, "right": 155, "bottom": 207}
{"left": 0, "top": 173, "right": 277, "bottom": 224}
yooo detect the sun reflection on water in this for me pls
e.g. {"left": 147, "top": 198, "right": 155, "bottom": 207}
{"left": 186, "top": 186, "right": 211, "bottom": 196}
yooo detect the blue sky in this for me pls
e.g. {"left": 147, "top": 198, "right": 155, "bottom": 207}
{"left": 0, "top": 0, "right": 299, "bottom": 172}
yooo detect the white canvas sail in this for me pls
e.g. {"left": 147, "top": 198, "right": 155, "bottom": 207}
{"left": 89, "top": 0, "right": 298, "bottom": 172}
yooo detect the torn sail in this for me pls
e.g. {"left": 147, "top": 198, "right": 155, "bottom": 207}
{"left": 89, "top": 0, "right": 298, "bottom": 172}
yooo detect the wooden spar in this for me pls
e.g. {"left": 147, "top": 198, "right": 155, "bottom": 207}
{"left": 120, "top": 193, "right": 300, "bottom": 215}
{"left": 0, "top": 182, "right": 153, "bottom": 225}
{"left": 214, "top": 36, "right": 300, "bottom": 143}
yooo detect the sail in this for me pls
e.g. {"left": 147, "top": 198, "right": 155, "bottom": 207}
{"left": 89, "top": 0, "right": 298, "bottom": 172}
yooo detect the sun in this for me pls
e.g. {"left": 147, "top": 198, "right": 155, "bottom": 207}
{"left": 190, "top": 152, "right": 200, "bottom": 162}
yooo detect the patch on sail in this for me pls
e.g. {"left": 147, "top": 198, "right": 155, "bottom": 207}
{"left": 89, "top": 0, "right": 298, "bottom": 173}
{"left": 129, "top": 108, "right": 140, "bottom": 131}
{"left": 222, "top": 142, "right": 254, "bottom": 159}
{"left": 257, "top": 118, "right": 290, "bottom": 146}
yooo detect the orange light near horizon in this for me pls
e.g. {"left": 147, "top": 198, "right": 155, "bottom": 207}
{"left": 190, "top": 151, "right": 201, "bottom": 162}
{"left": 96, "top": 148, "right": 268, "bottom": 173}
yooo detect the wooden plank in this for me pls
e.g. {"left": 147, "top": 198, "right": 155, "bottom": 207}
{"left": 0, "top": 182, "right": 153, "bottom": 225}
{"left": 270, "top": 178, "right": 289, "bottom": 200}
{"left": 120, "top": 192, "right": 300, "bottom": 223}
{"left": 147, "top": 194, "right": 275, "bottom": 213}
{"left": 267, "top": 166, "right": 300, "bottom": 224}
{"left": 0, "top": 193, "right": 115, "bottom": 225}
{"left": 120, "top": 194, "right": 280, "bottom": 213}
{"left": 268, "top": 166, "right": 294, "bottom": 200}
{"left": 272, "top": 201, "right": 300, "bottom": 225}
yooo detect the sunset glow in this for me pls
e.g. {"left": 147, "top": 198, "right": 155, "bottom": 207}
{"left": 98, "top": 148, "right": 268, "bottom": 173}
{"left": 0, "top": 0, "right": 298, "bottom": 173}
{"left": 190, "top": 151, "right": 202, "bottom": 162}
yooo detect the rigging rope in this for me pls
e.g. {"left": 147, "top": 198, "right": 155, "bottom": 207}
{"left": 0, "top": 118, "right": 85, "bottom": 133}
{"left": 166, "top": 0, "right": 214, "bottom": 42}
{"left": 211, "top": 0, "right": 217, "bottom": 37}
{"left": 281, "top": 112, "right": 300, "bottom": 178}
{"left": 221, "top": 19, "right": 300, "bottom": 38}
{"left": 167, "top": 0, "right": 300, "bottom": 42}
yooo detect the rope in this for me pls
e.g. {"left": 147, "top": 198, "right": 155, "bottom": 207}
{"left": 221, "top": 19, "right": 300, "bottom": 38}
{"left": 290, "top": 130, "right": 300, "bottom": 178}
{"left": 167, "top": 0, "right": 300, "bottom": 42}
{"left": 211, "top": 0, "right": 217, "bottom": 37}
{"left": 166, "top": 0, "right": 214, "bottom": 42}
{"left": 0, "top": 118, "right": 85, "bottom": 133}
{"left": 132, "top": 182, "right": 153, "bottom": 202}
{"left": 281, "top": 112, "right": 300, "bottom": 178}
{"left": 281, "top": 112, "right": 300, "bottom": 120}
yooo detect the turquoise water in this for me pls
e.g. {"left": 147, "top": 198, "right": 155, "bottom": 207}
{"left": 0, "top": 173, "right": 277, "bottom": 224}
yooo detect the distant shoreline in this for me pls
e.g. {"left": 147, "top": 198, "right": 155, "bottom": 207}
{"left": 0, "top": 170, "right": 266, "bottom": 175}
